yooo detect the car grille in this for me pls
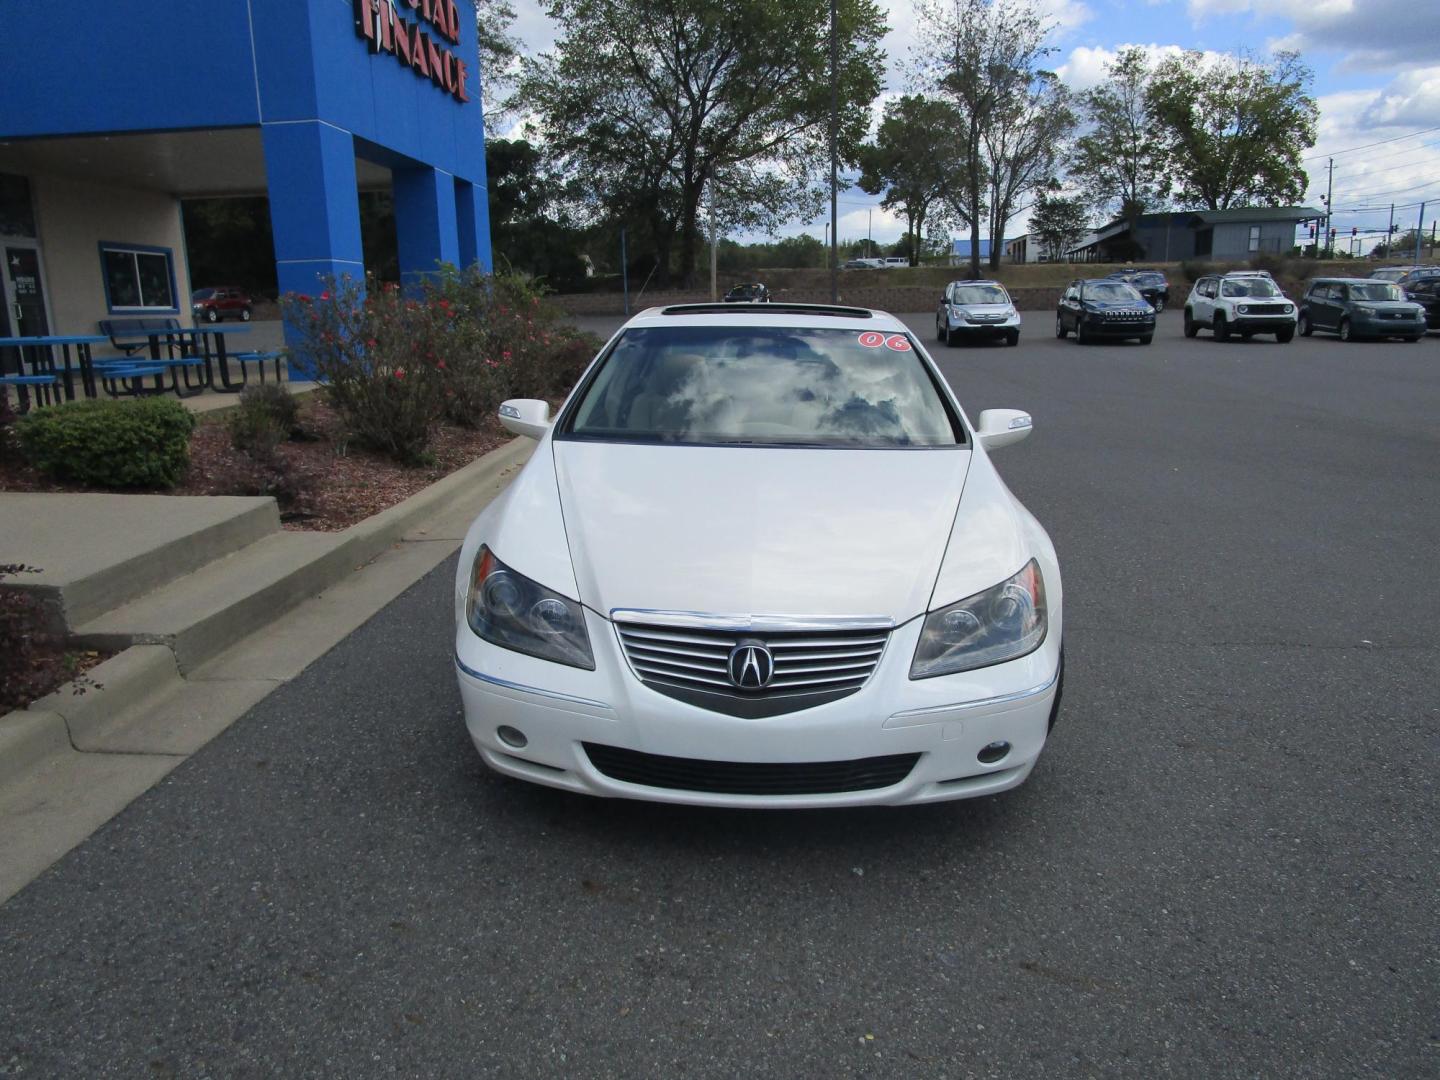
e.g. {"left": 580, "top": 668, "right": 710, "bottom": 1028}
{"left": 583, "top": 743, "right": 920, "bottom": 795}
{"left": 965, "top": 313, "right": 1006, "bottom": 323}
{"left": 614, "top": 620, "right": 889, "bottom": 717}
{"left": 1100, "top": 310, "right": 1149, "bottom": 320}
{"left": 1241, "top": 303, "right": 1291, "bottom": 315}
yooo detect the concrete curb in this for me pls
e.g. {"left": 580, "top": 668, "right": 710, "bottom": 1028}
{"left": 0, "top": 435, "right": 531, "bottom": 781}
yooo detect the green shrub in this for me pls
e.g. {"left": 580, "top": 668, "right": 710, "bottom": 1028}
{"left": 229, "top": 384, "right": 299, "bottom": 457}
{"left": 1249, "top": 251, "right": 1290, "bottom": 278}
{"left": 17, "top": 397, "right": 197, "bottom": 489}
{"left": 1180, "top": 260, "right": 1214, "bottom": 282}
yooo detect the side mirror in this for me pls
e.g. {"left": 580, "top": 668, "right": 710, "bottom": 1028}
{"left": 976, "top": 409, "right": 1032, "bottom": 451}
{"left": 498, "top": 398, "right": 552, "bottom": 440}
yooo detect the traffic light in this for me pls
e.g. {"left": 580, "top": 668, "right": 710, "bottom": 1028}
{"left": 1329, "top": 228, "right": 1336, "bottom": 242}
{"left": 1352, "top": 226, "right": 1358, "bottom": 237}
{"left": 1309, "top": 225, "right": 1316, "bottom": 239}
{"left": 1391, "top": 223, "right": 1399, "bottom": 234}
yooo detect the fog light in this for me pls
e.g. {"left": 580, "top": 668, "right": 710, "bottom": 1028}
{"left": 977, "top": 741, "right": 1010, "bottom": 765}
{"left": 497, "top": 725, "right": 528, "bottom": 749}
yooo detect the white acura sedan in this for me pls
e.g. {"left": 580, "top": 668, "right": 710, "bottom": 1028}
{"left": 453, "top": 303, "right": 1063, "bottom": 808}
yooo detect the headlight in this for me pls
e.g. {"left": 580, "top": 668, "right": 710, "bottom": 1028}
{"left": 1354, "top": 305, "right": 1376, "bottom": 315}
{"left": 1283, "top": 304, "right": 1294, "bottom": 314}
{"left": 910, "top": 560, "right": 1047, "bottom": 679}
{"left": 465, "top": 546, "right": 594, "bottom": 669}
{"left": 1237, "top": 304, "right": 1250, "bottom": 314}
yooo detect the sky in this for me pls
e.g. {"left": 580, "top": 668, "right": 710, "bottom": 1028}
{"left": 501, "top": 0, "right": 1440, "bottom": 253}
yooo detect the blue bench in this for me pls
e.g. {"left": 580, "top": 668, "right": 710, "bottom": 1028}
{"left": 98, "top": 316, "right": 183, "bottom": 357}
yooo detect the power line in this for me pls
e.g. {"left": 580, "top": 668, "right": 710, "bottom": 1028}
{"left": 1302, "top": 124, "right": 1440, "bottom": 163}
{"left": 1329, "top": 176, "right": 1440, "bottom": 203}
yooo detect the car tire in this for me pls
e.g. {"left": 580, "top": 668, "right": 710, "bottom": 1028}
{"left": 1213, "top": 313, "right": 1229, "bottom": 341}
{"left": 1339, "top": 317, "right": 1353, "bottom": 342}
{"left": 1047, "top": 648, "right": 1064, "bottom": 733}
{"left": 241, "top": 308, "right": 251, "bottom": 322}
{"left": 1139, "top": 334, "right": 1153, "bottom": 345}
{"left": 1005, "top": 330, "right": 1019, "bottom": 347}
{"left": 205, "top": 308, "right": 219, "bottom": 323}
{"left": 1240, "top": 330, "right": 1254, "bottom": 340}
{"left": 1055, "top": 314, "right": 1067, "bottom": 339}
{"left": 1183, "top": 310, "right": 1198, "bottom": 338}
{"left": 1405, "top": 335, "right": 1422, "bottom": 343}
{"left": 1153, "top": 297, "right": 1165, "bottom": 314}
{"left": 1074, "top": 321, "right": 1087, "bottom": 345}
{"left": 1276, "top": 328, "right": 1295, "bottom": 343}
{"left": 1297, "top": 312, "right": 1313, "bottom": 337}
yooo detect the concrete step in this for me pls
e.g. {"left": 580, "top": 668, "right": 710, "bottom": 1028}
{"left": 0, "top": 493, "right": 280, "bottom": 632}
{"left": 73, "top": 529, "right": 356, "bottom": 672}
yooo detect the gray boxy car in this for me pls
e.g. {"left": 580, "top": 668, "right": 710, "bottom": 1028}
{"left": 1297, "top": 278, "right": 1427, "bottom": 343}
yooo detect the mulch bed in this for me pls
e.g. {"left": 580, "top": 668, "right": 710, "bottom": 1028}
{"left": 0, "top": 640, "right": 110, "bottom": 715}
{"left": 0, "top": 397, "right": 508, "bottom": 533}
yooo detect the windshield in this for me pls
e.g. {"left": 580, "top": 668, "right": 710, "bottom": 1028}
{"left": 1084, "top": 282, "right": 1142, "bottom": 302}
{"left": 1220, "top": 278, "right": 1282, "bottom": 298}
{"left": 1134, "top": 273, "right": 1165, "bottom": 285}
{"left": 952, "top": 284, "right": 1008, "bottom": 305}
{"left": 1350, "top": 282, "right": 1402, "bottom": 301}
{"left": 1371, "top": 269, "right": 1407, "bottom": 282}
{"left": 192, "top": 288, "right": 215, "bottom": 300}
{"left": 564, "top": 325, "right": 961, "bottom": 448}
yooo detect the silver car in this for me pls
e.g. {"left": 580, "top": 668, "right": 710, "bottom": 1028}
{"left": 936, "top": 280, "right": 1021, "bottom": 347}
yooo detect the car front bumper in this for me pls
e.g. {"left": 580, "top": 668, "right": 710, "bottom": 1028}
{"left": 1081, "top": 317, "right": 1154, "bottom": 338}
{"left": 947, "top": 316, "right": 1021, "bottom": 338}
{"left": 455, "top": 612, "right": 1060, "bottom": 808}
{"left": 1352, "top": 314, "right": 1425, "bottom": 335}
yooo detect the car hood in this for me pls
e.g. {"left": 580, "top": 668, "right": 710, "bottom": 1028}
{"left": 954, "top": 303, "right": 1012, "bottom": 316}
{"left": 1085, "top": 300, "right": 1152, "bottom": 312}
{"left": 551, "top": 441, "right": 971, "bottom": 623}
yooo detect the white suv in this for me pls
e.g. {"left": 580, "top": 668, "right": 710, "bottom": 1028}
{"left": 1183, "top": 271, "right": 1296, "bottom": 343}
{"left": 936, "top": 279, "right": 1021, "bottom": 346}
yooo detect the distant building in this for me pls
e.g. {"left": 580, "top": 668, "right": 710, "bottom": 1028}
{"left": 951, "top": 237, "right": 1015, "bottom": 265}
{"left": 1066, "top": 207, "right": 1323, "bottom": 263}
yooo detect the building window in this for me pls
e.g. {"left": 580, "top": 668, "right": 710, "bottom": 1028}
{"left": 99, "top": 243, "right": 176, "bottom": 312}
{"left": 1248, "top": 225, "right": 1261, "bottom": 252}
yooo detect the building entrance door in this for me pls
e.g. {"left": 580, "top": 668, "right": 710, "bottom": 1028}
{"left": 3, "top": 243, "right": 52, "bottom": 338}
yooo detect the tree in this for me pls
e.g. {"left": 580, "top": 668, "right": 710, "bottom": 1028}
{"left": 982, "top": 70, "right": 1074, "bottom": 268}
{"left": 1146, "top": 50, "right": 1318, "bottom": 211}
{"left": 1070, "top": 47, "right": 1166, "bottom": 224}
{"left": 912, "top": 0, "right": 1055, "bottom": 279}
{"left": 1028, "top": 190, "right": 1087, "bottom": 261}
{"left": 857, "top": 96, "right": 966, "bottom": 266}
{"left": 485, "top": 138, "right": 590, "bottom": 288}
{"left": 518, "top": 0, "right": 887, "bottom": 287}
{"left": 474, "top": 0, "right": 522, "bottom": 116}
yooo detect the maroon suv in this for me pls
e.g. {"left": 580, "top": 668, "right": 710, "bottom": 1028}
{"left": 191, "top": 286, "right": 253, "bottom": 323}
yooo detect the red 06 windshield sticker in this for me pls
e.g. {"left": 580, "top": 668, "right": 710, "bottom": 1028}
{"left": 885, "top": 334, "right": 911, "bottom": 352}
{"left": 857, "top": 331, "right": 885, "bottom": 348}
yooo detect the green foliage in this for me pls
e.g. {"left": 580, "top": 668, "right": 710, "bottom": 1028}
{"left": 1029, "top": 191, "right": 1089, "bottom": 261}
{"left": 518, "top": 0, "right": 888, "bottom": 286}
{"left": 280, "top": 269, "right": 601, "bottom": 463}
{"left": 228, "top": 384, "right": 300, "bottom": 458}
{"left": 1248, "top": 251, "right": 1291, "bottom": 278}
{"left": 1070, "top": 47, "right": 1166, "bottom": 221}
{"left": 1180, "top": 260, "right": 1214, "bottom": 283}
{"left": 17, "top": 398, "right": 196, "bottom": 489}
{"left": 858, "top": 95, "right": 966, "bottom": 267}
{"left": 1146, "top": 50, "right": 1318, "bottom": 211}
{"left": 180, "top": 197, "right": 277, "bottom": 299}
{"left": 912, "top": 0, "right": 1060, "bottom": 276}
{"left": 486, "top": 139, "right": 591, "bottom": 289}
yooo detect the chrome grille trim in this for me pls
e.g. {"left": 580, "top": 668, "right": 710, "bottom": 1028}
{"left": 613, "top": 615, "right": 891, "bottom": 701}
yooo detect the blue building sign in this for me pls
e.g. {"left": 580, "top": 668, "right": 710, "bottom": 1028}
{"left": 0, "top": 0, "right": 494, "bottom": 358}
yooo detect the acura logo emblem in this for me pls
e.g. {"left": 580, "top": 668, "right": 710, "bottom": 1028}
{"left": 727, "top": 641, "right": 774, "bottom": 689}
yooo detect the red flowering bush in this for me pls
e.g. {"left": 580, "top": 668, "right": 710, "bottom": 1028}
{"left": 281, "top": 268, "right": 601, "bottom": 463}
{"left": 282, "top": 276, "right": 447, "bottom": 465}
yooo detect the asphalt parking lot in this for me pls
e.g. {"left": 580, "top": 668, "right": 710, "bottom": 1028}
{"left": 1, "top": 313, "right": 1436, "bottom": 1077}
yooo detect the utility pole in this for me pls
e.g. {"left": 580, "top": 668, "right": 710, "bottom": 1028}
{"left": 620, "top": 227, "right": 629, "bottom": 317}
{"left": 867, "top": 208, "right": 872, "bottom": 258}
{"left": 1386, "top": 203, "right": 1394, "bottom": 255}
{"left": 828, "top": 0, "right": 838, "bottom": 303}
{"left": 1417, "top": 202, "right": 1427, "bottom": 265}
{"left": 1324, "top": 157, "right": 1333, "bottom": 256}
{"left": 709, "top": 195, "right": 718, "bottom": 302}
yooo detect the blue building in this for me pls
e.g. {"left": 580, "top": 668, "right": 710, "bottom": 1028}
{"left": 0, "top": 0, "right": 493, "bottom": 352}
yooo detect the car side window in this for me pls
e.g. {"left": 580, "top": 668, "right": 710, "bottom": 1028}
{"left": 1063, "top": 286, "right": 1077, "bottom": 302}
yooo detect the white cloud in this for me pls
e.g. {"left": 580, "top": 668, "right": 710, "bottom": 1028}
{"left": 1189, "top": 0, "right": 1440, "bottom": 68}
{"left": 1053, "top": 42, "right": 1224, "bottom": 91}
